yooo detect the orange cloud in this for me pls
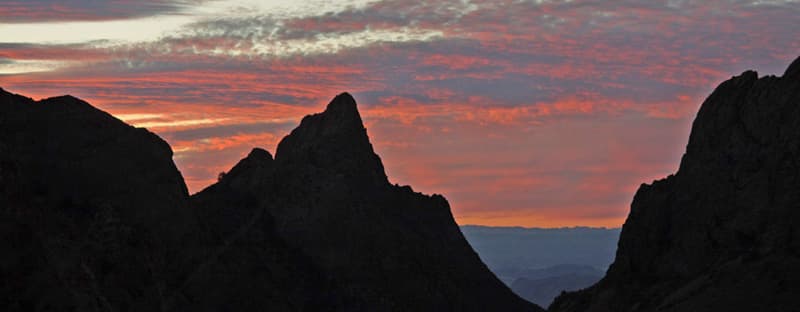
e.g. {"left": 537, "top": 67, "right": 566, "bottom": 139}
{"left": 2, "top": 0, "right": 798, "bottom": 228}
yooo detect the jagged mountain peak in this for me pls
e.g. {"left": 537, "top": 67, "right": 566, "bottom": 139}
{"left": 227, "top": 147, "right": 274, "bottom": 176}
{"left": 187, "top": 92, "right": 538, "bottom": 311}
{"left": 550, "top": 56, "right": 800, "bottom": 312}
{"left": 325, "top": 92, "right": 359, "bottom": 116}
{"left": 2, "top": 87, "right": 537, "bottom": 311}
{"left": 293, "top": 92, "right": 363, "bottom": 137}
{"left": 274, "top": 92, "right": 388, "bottom": 187}
{"left": 246, "top": 147, "right": 273, "bottom": 160}
{"left": 203, "top": 147, "right": 275, "bottom": 196}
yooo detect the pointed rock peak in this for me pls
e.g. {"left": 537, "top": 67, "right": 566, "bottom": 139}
{"left": 44, "top": 94, "right": 81, "bottom": 102}
{"left": 734, "top": 70, "right": 758, "bottom": 84}
{"left": 325, "top": 92, "right": 359, "bottom": 115}
{"left": 785, "top": 55, "right": 800, "bottom": 79}
{"left": 246, "top": 147, "right": 273, "bottom": 162}
{"left": 213, "top": 147, "right": 275, "bottom": 192}
{"left": 274, "top": 92, "right": 388, "bottom": 186}
{"left": 311, "top": 91, "right": 363, "bottom": 130}
{"left": 229, "top": 147, "right": 273, "bottom": 174}
{"left": 40, "top": 94, "right": 99, "bottom": 112}
{"left": 280, "top": 92, "right": 368, "bottom": 144}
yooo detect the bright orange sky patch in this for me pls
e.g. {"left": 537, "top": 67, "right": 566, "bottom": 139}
{"left": 2, "top": 0, "right": 799, "bottom": 227}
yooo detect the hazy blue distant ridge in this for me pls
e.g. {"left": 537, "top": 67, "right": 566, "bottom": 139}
{"left": 461, "top": 225, "right": 620, "bottom": 307}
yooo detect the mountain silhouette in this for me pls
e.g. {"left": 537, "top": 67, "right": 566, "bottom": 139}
{"left": 510, "top": 265, "right": 602, "bottom": 307}
{"left": 0, "top": 89, "right": 537, "bottom": 311}
{"left": 195, "top": 93, "right": 537, "bottom": 310}
{"left": 550, "top": 57, "right": 800, "bottom": 311}
{"left": 0, "top": 91, "right": 196, "bottom": 311}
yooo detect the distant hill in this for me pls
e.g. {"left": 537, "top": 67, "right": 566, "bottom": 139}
{"left": 461, "top": 226, "right": 620, "bottom": 283}
{"left": 511, "top": 268, "right": 602, "bottom": 308}
{"left": 550, "top": 57, "right": 800, "bottom": 311}
{"left": 0, "top": 90, "right": 538, "bottom": 311}
{"left": 461, "top": 226, "right": 618, "bottom": 307}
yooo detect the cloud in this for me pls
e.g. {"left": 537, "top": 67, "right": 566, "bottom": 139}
{"left": 0, "top": 58, "right": 76, "bottom": 74}
{"left": 159, "top": 18, "right": 445, "bottom": 57}
{"left": 162, "top": 120, "right": 296, "bottom": 142}
{"left": 2, "top": 0, "right": 799, "bottom": 226}
{"left": 0, "top": 0, "right": 199, "bottom": 23}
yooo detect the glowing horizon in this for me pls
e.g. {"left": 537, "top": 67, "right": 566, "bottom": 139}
{"left": 2, "top": 0, "right": 799, "bottom": 227}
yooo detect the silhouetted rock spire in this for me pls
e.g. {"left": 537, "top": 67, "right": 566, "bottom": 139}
{"left": 325, "top": 92, "right": 360, "bottom": 118}
{"left": 550, "top": 57, "right": 800, "bottom": 312}
{"left": 1, "top": 89, "right": 537, "bottom": 311}
{"left": 274, "top": 92, "right": 388, "bottom": 187}
{"left": 219, "top": 92, "right": 539, "bottom": 311}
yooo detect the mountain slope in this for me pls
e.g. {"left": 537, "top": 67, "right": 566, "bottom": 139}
{"left": 184, "top": 148, "right": 340, "bottom": 311}
{"left": 196, "top": 93, "right": 538, "bottom": 311}
{"left": 0, "top": 89, "right": 194, "bottom": 310}
{"left": 549, "top": 57, "right": 800, "bottom": 311}
{"left": 0, "top": 88, "right": 538, "bottom": 311}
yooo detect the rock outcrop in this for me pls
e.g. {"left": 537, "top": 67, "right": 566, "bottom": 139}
{"left": 0, "top": 90, "right": 195, "bottom": 311}
{"left": 0, "top": 89, "right": 538, "bottom": 311}
{"left": 195, "top": 93, "right": 538, "bottom": 311}
{"left": 549, "top": 57, "right": 800, "bottom": 311}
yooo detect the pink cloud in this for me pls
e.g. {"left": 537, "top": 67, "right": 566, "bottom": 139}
{"left": 2, "top": 0, "right": 799, "bottom": 227}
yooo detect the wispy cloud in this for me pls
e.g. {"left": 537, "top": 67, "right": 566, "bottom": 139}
{"left": 1, "top": 0, "right": 799, "bottom": 226}
{"left": 0, "top": 0, "right": 199, "bottom": 23}
{"left": 0, "top": 58, "right": 76, "bottom": 74}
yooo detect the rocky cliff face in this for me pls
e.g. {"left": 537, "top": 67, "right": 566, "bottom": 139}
{"left": 0, "top": 89, "right": 194, "bottom": 311}
{"left": 550, "top": 57, "right": 800, "bottom": 311}
{"left": 0, "top": 89, "right": 538, "bottom": 311}
{"left": 195, "top": 93, "right": 537, "bottom": 311}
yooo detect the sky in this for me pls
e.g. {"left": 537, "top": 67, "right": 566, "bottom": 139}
{"left": 1, "top": 0, "right": 798, "bottom": 227}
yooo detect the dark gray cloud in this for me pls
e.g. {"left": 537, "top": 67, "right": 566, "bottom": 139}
{"left": 0, "top": 0, "right": 201, "bottom": 23}
{"left": 3, "top": 0, "right": 800, "bottom": 226}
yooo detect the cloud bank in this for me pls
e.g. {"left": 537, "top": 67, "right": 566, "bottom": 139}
{"left": 2, "top": 0, "right": 799, "bottom": 226}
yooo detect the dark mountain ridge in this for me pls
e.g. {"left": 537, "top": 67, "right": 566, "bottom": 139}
{"left": 0, "top": 91, "right": 195, "bottom": 311}
{"left": 550, "top": 57, "right": 800, "bottom": 311}
{"left": 0, "top": 89, "right": 538, "bottom": 311}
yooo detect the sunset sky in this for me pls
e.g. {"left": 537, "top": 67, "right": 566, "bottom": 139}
{"left": 1, "top": 0, "right": 798, "bottom": 227}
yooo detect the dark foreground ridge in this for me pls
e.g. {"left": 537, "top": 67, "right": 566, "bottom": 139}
{"left": 550, "top": 57, "right": 800, "bottom": 311}
{"left": 0, "top": 89, "right": 538, "bottom": 311}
